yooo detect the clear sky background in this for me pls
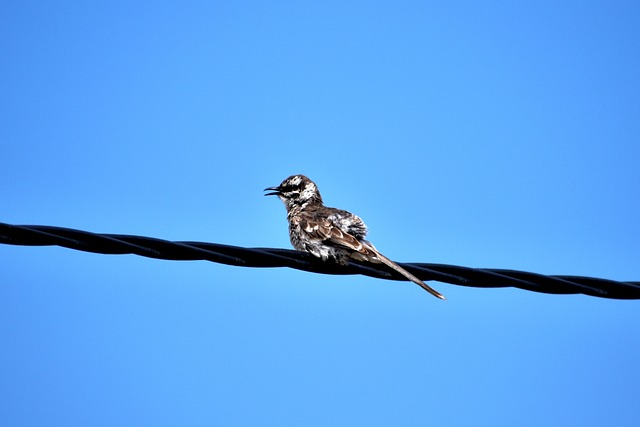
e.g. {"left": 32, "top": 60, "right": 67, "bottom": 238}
{"left": 2, "top": 1, "right": 639, "bottom": 426}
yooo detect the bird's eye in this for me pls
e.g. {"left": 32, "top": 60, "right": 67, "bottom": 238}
{"left": 282, "top": 181, "right": 302, "bottom": 192}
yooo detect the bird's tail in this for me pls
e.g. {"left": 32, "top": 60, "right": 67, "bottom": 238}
{"left": 362, "top": 243, "right": 446, "bottom": 300}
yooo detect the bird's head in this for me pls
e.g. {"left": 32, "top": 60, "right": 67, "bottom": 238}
{"left": 264, "top": 174, "right": 323, "bottom": 209}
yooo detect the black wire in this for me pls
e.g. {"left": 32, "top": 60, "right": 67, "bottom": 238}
{"left": 1, "top": 222, "right": 638, "bottom": 299}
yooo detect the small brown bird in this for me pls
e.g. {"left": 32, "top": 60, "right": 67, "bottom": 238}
{"left": 265, "top": 174, "right": 445, "bottom": 299}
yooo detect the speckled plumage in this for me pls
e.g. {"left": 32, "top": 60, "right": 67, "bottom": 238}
{"left": 265, "top": 174, "right": 446, "bottom": 299}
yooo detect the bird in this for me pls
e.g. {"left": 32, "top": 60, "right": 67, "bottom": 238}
{"left": 264, "top": 174, "right": 446, "bottom": 299}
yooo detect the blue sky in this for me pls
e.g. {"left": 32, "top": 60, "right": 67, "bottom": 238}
{"left": 2, "top": 1, "right": 639, "bottom": 426}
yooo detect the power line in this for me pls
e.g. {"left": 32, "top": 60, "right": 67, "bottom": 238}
{"left": 1, "top": 222, "right": 638, "bottom": 299}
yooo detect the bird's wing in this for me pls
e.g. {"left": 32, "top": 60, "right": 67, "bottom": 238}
{"left": 297, "top": 211, "right": 446, "bottom": 300}
{"left": 297, "top": 211, "right": 373, "bottom": 255}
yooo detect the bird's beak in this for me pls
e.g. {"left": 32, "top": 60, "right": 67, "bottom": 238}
{"left": 264, "top": 186, "right": 281, "bottom": 196}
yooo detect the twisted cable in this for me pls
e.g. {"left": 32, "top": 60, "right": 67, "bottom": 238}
{"left": 1, "top": 222, "right": 638, "bottom": 299}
